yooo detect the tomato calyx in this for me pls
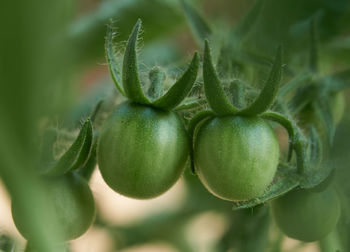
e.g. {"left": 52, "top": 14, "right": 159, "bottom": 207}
{"left": 42, "top": 118, "right": 94, "bottom": 177}
{"left": 106, "top": 19, "right": 199, "bottom": 111}
{"left": 203, "top": 39, "right": 283, "bottom": 117}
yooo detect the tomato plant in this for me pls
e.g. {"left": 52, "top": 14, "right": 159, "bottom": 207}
{"left": 271, "top": 187, "right": 340, "bottom": 242}
{"left": 2, "top": 1, "right": 350, "bottom": 252}
{"left": 97, "top": 20, "right": 199, "bottom": 199}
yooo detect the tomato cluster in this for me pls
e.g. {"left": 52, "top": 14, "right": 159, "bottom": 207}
{"left": 95, "top": 20, "right": 345, "bottom": 245}
{"left": 96, "top": 21, "right": 284, "bottom": 202}
{"left": 10, "top": 15, "right": 348, "bottom": 250}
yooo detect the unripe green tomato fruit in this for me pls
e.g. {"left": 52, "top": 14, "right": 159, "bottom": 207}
{"left": 271, "top": 187, "right": 340, "bottom": 242}
{"left": 12, "top": 172, "right": 95, "bottom": 241}
{"left": 97, "top": 102, "right": 189, "bottom": 199}
{"left": 194, "top": 116, "right": 280, "bottom": 201}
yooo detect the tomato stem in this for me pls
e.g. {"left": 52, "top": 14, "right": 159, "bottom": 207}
{"left": 229, "top": 80, "right": 245, "bottom": 109}
{"left": 147, "top": 66, "right": 165, "bottom": 100}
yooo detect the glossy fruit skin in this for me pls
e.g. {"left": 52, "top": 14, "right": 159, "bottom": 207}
{"left": 194, "top": 115, "right": 279, "bottom": 201}
{"left": 271, "top": 187, "right": 340, "bottom": 242}
{"left": 97, "top": 102, "right": 189, "bottom": 199}
{"left": 12, "top": 172, "right": 95, "bottom": 241}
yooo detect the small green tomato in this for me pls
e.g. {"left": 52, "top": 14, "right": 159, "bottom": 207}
{"left": 12, "top": 172, "right": 95, "bottom": 241}
{"left": 271, "top": 187, "right": 340, "bottom": 242}
{"left": 97, "top": 102, "right": 189, "bottom": 199}
{"left": 194, "top": 115, "right": 280, "bottom": 201}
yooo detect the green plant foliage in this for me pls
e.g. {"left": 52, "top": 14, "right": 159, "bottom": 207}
{"left": 69, "top": 0, "right": 184, "bottom": 65}
{"left": 180, "top": 0, "right": 212, "bottom": 43}
{"left": 2, "top": 0, "right": 350, "bottom": 251}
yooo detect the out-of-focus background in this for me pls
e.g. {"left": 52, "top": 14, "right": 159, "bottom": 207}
{"left": 0, "top": 170, "right": 323, "bottom": 252}
{"left": 1, "top": 0, "right": 350, "bottom": 251}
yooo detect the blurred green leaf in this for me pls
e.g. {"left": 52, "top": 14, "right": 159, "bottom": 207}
{"left": 69, "top": 0, "right": 184, "bottom": 65}
{"left": 180, "top": 0, "right": 212, "bottom": 43}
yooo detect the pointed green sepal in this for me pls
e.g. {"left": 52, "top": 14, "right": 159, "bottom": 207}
{"left": 91, "top": 99, "right": 104, "bottom": 123}
{"left": 122, "top": 19, "right": 150, "bottom": 104}
{"left": 105, "top": 22, "right": 125, "bottom": 95}
{"left": 44, "top": 119, "right": 94, "bottom": 177}
{"left": 78, "top": 140, "right": 97, "bottom": 181}
{"left": 239, "top": 46, "right": 282, "bottom": 116}
{"left": 180, "top": 0, "right": 212, "bottom": 43}
{"left": 152, "top": 52, "right": 199, "bottom": 110}
{"left": 203, "top": 40, "right": 239, "bottom": 115}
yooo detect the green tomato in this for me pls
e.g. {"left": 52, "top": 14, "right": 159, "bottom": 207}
{"left": 97, "top": 102, "right": 189, "bottom": 199}
{"left": 271, "top": 187, "right": 340, "bottom": 242}
{"left": 194, "top": 116, "right": 279, "bottom": 201}
{"left": 12, "top": 172, "right": 95, "bottom": 241}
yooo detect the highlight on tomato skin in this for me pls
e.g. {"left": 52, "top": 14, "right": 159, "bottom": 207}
{"left": 193, "top": 115, "right": 280, "bottom": 201}
{"left": 270, "top": 187, "right": 341, "bottom": 242}
{"left": 11, "top": 172, "right": 96, "bottom": 242}
{"left": 97, "top": 102, "right": 190, "bottom": 199}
